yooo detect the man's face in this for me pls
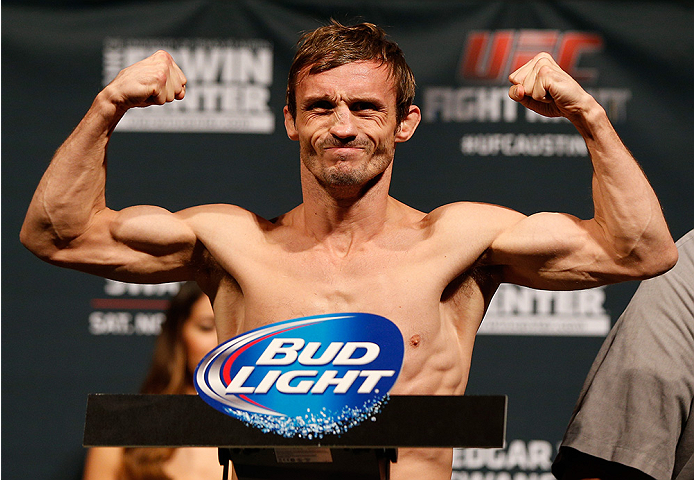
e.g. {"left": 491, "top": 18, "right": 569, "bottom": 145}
{"left": 284, "top": 61, "right": 407, "bottom": 191}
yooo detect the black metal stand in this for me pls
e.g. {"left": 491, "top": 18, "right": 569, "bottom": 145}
{"left": 84, "top": 394, "right": 506, "bottom": 480}
{"left": 218, "top": 446, "right": 397, "bottom": 480}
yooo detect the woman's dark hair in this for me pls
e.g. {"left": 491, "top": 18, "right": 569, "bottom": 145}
{"left": 139, "top": 281, "right": 206, "bottom": 395}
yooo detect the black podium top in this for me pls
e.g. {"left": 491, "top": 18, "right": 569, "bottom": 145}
{"left": 83, "top": 394, "right": 506, "bottom": 449}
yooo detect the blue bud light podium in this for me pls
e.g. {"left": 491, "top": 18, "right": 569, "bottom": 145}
{"left": 83, "top": 394, "right": 507, "bottom": 480}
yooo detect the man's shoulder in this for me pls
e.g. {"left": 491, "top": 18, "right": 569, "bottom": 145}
{"left": 424, "top": 201, "right": 524, "bottom": 228}
{"left": 176, "top": 203, "right": 273, "bottom": 227}
{"left": 415, "top": 201, "right": 526, "bottom": 264}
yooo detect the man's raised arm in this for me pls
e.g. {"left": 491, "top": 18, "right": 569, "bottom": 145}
{"left": 486, "top": 53, "right": 677, "bottom": 289}
{"left": 20, "top": 51, "right": 197, "bottom": 283}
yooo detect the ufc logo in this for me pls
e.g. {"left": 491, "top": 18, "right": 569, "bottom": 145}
{"left": 460, "top": 30, "right": 603, "bottom": 83}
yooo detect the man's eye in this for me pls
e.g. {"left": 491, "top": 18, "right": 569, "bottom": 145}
{"left": 309, "top": 101, "right": 333, "bottom": 110}
{"left": 352, "top": 102, "right": 378, "bottom": 111}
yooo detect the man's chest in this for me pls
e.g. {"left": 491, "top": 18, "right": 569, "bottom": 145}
{"left": 199, "top": 216, "right": 491, "bottom": 337}
{"left": 235, "top": 245, "right": 443, "bottom": 322}
{"left": 206, "top": 233, "right": 492, "bottom": 379}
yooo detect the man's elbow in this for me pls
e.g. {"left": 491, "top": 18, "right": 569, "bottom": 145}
{"left": 653, "top": 240, "right": 679, "bottom": 274}
{"left": 19, "top": 221, "right": 63, "bottom": 263}
{"left": 631, "top": 240, "right": 679, "bottom": 279}
{"left": 20, "top": 227, "right": 46, "bottom": 260}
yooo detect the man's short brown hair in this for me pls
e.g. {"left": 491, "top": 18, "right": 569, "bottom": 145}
{"left": 286, "top": 20, "right": 416, "bottom": 125}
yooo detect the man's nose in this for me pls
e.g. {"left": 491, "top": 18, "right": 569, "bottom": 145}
{"left": 329, "top": 105, "right": 357, "bottom": 139}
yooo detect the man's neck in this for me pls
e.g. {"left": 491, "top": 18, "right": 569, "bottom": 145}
{"left": 298, "top": 166, "right": 394, "bottom": 252}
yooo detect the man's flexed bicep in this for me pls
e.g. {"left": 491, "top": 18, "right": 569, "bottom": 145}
{"left": 25, "top": 204, "right": 200, "bottom": 283}
{"left": 485, "top": 212, "right": 672, "bottom": 290}
{"left": 20, "top": 49, "right": 191, "bottom": 281}
{"left": 495, "top": 52, "right": 678, "bottom": 288}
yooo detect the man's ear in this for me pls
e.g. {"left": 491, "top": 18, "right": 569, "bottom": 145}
{"left": 283, "top": 105, "right": 299, "bottom": 141}
{"left": 395, "top": 105, "right": 422, "bottom": 143}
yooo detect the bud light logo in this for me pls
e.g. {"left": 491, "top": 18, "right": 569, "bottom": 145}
{"left": 195, "top": 313, "right": 404, "bottom": 438}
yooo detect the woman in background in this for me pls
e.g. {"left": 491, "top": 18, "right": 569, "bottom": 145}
{"left": 83, "top": 281, "right": 231, "bottom": 480}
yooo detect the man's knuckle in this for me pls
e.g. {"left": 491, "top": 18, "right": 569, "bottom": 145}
{"left": 538, "top": 64, "right": 555, "bottom": 77}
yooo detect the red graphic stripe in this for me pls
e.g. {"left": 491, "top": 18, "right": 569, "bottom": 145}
{"left": 221, "top": 323, "right": 315, "bottom": 385}
{"left": 239, "top": 394, "right": 275, "bottom": 412}
{"left": 91, "top": 298, "right": 170, "bottom": 310}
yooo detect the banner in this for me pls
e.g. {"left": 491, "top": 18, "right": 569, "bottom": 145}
{"left": 3, "top": 2, "right": 693, "bottom": 479}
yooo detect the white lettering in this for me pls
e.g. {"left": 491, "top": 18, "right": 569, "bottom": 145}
{"left": 170, "top": 84, "right": 270, "bottom": 114}
{"left": 275, "top": 370, "right": 318, "bottom": 394}
{"left": 579, "top": 288, "right": 605, "bottom": 315}
{"left": 527, "top": 440, "right": 553, "bottom": 469}
{"left": 256, "top": 338, "right": 305, "bottom": 365}
{"left": 88, "top": 311, "right": 134, "bottom": 335}
{"left": 105, "top": 40, "right": 275, "bottom": 134}
{"left": 506, "top": 440, "right": 528, "bottom": 469}
{"left": 226, "top": 366, "right": 256, "bottom": 394}
{"left": 452, "top": 440, "right": 555, "bottom": 471}
{"left": 224, "top": 369, "right": 394, "bottom": 395}
{"left": 453, "top": 447, "right": 486, "bottom": 469}
{"left": 452, "top": 471, "right": 555, "bottom": 479}
{"left": 134, "top": 312, "right": 165, "bottom": 335}
{"left": 424, "top": 87, "right": 517, "bottom": 123}
{"left": 487, "top": 285, "right": 606, "bottom": 316}
{"left": 460, "top": 133, "right": 588, "bottom": 157}
{"left": 333, "top": 342, "right": 380, "bottom": 365}
{"left": 175, "top": 46, "right": 226, "bottom": 83}
{"left": 104, "top": 280, "right": 181, "bottom": 296}
{"left": 481, "top": 286, "right": 610, "bottom": 336}
{"left": 357, "top": 370, "right": 395, "bottom": 393}
{"left": 534, "top": 290, "right": 554, "bottom": 315}
{"left": 424, "top": 86, "right": 631, "bottom": 124}
{"left": 451, "top": 473, "right": 496, "bottom": 480}
{"left": 298, "top": 342, "right": 344, "bottom": 365}
{"left": 254, "top": 370, "right": 282, "bottom": 394}
{"left": 310, "top": 370, "right": 360, "bottom": 394}
{"left": 238, "top": 47, "right": 273, "bottom": 84}
{"left": 257, "top": 340, "right": 381, "bottom": 366}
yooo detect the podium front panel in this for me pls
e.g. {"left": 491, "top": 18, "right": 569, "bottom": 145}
{"left": 83, "top": 394, "right": 506, "bottom": 449}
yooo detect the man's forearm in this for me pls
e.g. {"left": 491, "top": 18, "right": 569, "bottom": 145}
{"left": 571, "top": 100, "right": 677, "bottom": 276}
{"left": 21, "top": 50, "right": 187, "bottom": 263}
{"left": 20, "top": 92, "right": 123, "bottom": 257}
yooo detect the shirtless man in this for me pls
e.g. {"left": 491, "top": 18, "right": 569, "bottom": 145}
{"left": 20, "top": 21, "right": 677, "bottom": 480}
